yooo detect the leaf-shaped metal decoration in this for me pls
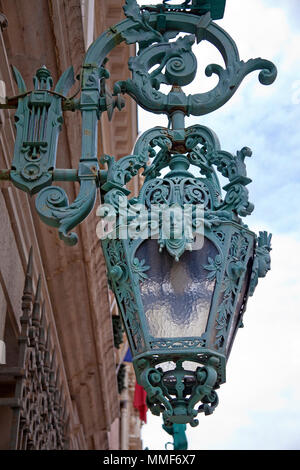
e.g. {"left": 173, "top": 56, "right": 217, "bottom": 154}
{"left": 203, "top": 254, "right": 222, "bottom": 283}
{"left": 123, "top": 0, "right": 142, "bottom": 22}
{"left": 123, "top": 0, "right": 164, "bottom": 49}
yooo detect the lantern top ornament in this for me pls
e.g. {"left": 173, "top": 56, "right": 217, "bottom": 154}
{"left": 142, "top": 0, "right": 226, "bottom": 19}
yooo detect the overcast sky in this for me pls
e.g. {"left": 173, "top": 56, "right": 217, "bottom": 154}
{"left": 134, "top": 0, "right": 300, "bottom": 450}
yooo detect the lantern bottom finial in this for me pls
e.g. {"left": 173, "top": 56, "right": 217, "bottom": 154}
{"left": 135, "top": 356, "right": 220, "bottom": 427}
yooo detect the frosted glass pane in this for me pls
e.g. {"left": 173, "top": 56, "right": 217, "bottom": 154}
{"left": 137, "top": 239, "right": 217, "bottom": 339}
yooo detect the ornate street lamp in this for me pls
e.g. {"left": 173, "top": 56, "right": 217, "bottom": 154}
{"left": 0, "top": 0, "right": 276, "bottom": 431}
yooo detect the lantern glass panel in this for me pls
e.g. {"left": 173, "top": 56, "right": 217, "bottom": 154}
{"left": 136, "top": 238, "right": 217, "bottom": 339}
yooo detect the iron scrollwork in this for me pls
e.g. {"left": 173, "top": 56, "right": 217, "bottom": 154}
{"left": 35, "top": 162, "right": 98, "bottom": 246}
{"left": 114, "top": 0, "right": 277, "bottom": 116}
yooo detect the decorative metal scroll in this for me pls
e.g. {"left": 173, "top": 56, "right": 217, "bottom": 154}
{"left": 112, "top": 0, "right": 277, "bottom": 116}
{"left": 135, "top": 357, "right": 219, "bottom": 427}
{"left": 0, "top": 249, "right": 69, "bottom": 450}
{"left": 0, "top": 0, "right": 277, "bottom": 246}
{"left": 100, "top": 124, "right": 255, "bottom": 261}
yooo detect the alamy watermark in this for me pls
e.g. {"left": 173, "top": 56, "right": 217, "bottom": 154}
{"left": 96, "top": 197, "right": 205, "bottom": 250}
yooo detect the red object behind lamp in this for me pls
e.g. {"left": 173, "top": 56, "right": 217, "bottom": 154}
{"left": 133, "top": 383, "right": 147, "bottom": 423}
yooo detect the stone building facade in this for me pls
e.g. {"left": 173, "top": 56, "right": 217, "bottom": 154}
{"left": 0, "top": 0, "right": 143, "bottom": 450}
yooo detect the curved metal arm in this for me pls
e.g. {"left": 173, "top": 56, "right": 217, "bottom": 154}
{"left": 35, "top": 163, "right": 98, "bottom": 246}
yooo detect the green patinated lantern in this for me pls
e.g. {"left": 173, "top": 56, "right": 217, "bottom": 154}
{"left": 0, "top": 0, "right": 276, "bottom": 429}
{"left": 99, "top": 126, "right": 272, "bottom": 426}
{"left": 96, "top": 0, "right": 275, "bottom": 427}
